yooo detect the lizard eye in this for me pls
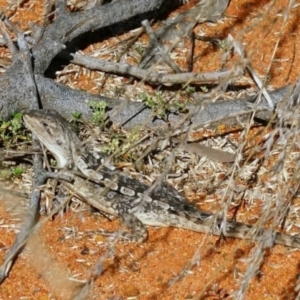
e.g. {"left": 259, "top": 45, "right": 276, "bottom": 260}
{"left": 56, "top": 139, "right": 62, "bottom": 145}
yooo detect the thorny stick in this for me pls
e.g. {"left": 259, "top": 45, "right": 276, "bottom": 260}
{"left": 0, "top": 154, "right": 72, "bottom": 283}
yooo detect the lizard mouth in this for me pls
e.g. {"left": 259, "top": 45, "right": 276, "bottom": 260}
{"left": 23, "top": 111, "right": 70, "bottom": 169}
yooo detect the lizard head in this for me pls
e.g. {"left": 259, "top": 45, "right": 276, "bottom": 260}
{"left": 23, "top": 109, "right": 80, "bottom": 169}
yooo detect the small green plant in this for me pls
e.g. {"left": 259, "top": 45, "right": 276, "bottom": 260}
{"left": 50, "top": 159, "right": 58, "bottom": 167}
{"left": 103, "top": 134, "right": 121, "bottom": 154}
{"left": 71, "top": 111, "right": 82, "bottom": 121}
{"left": 121, "top": 129, "right": 140, "bottom": 154}
{"left": 0, "top": 169, "right": 11, "bottom": 180}
{"left": 218, "top": 38, "right": 229, "bottom": 51}
{"left": 200, "top": 86, "right": 208, "bottom": 93}
{"left": 103, "top": 128, "right": 141, "bottom": 159}
{"left": 185, "top": 85, "right": 196, "bottom": 95}
{"left": 10, "top": 166, "right": 24, "bottom": 177}
{"left": 135, "top": 45, "right": 145, "bottom": 55}
{"left": 140, "top": 92, "right": 185, "bottom": 120}
{"left": 70, "top": 111, "right": 83, "bottom": 132}
{"left": 0, "top": 166, "right": 24, "bottom": 180}
{"left": 0, "top": 112, "right": 28, "bottom": 147}
{"left": 88, "top": 100, "right": 109, "bottom": 127}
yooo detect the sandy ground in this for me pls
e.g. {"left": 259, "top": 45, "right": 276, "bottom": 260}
{"left": 1, "top": 0, "right": 300, "bottom": 299}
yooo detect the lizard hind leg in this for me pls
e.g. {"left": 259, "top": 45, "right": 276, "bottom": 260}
{"left": 119, "top": 212, "right": 148, "bottom": 242}
{"left": 88, "top": 213, "right": 147, "bottom": 243}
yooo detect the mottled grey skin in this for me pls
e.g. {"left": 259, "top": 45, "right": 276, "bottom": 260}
{"left": 23, "top": 109, "right": 300, "bottom": 247}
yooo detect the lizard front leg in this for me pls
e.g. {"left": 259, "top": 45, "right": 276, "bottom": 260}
{"left": 64, "top": 177, "right": 148, "bottom": 242}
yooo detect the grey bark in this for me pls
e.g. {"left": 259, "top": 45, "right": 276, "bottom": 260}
{"left": 0, "top": 0, "right": 293, "bottom": 132}
{"left": 0, "top": 0, "right": 164, "bottom": 120}
{"left": 33, "top": 0, "right": 164, "bottom": 73}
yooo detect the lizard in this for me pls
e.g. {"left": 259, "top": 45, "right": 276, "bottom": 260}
{"left": 23, "top": 109, "right": 300, "bottom": 247}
